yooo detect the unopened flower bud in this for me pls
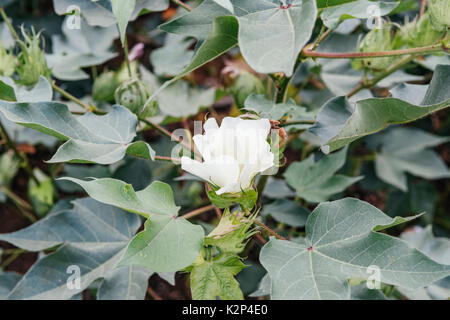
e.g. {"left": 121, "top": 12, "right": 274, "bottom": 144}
{"left": 355, "top": 24, "right": 394, "bottom": 72}
{"left": 92, "top": 71, "right": 118, "bottom": 102}
{"left": 114, "top": 76, "right": 150, "bottom": 115}
{"left": 398, "top": 13, "right": 445, "bottom": 48}
{"left": 428, "top": 0, "right": 450, "bottom": 31}
{"left": 0, "top": 42, "right": 15, "bottom": 77}
{"left": 17, "top": 27, "right": 51, "bottom": 86}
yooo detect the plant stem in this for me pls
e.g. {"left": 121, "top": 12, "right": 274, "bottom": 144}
{"left": 254, "top": 219, "right": 286, "bottom": 240}
{"left": 0, "top": 7, "right": 20, "bottom": 41}
{"left": 279, "top": 120, "right": 315, "bottom": 127}
{"left": 51, "top": 82, "right": 93, "bottom": 112}
{"left": 122, "top": 35, "right": 133, "bottom": 78}
{"left": 311, "top": 25, "right": 331, "bottom": 50}
{"left": 0, "top": 186, "right": 32, "bottom": 211}
{"left": 1, "top": 251, "right": 22, "bottom": 268}
{"left": 347, "top": 55, "right": 415, "bottom": 98}
{"left": 154, "top": 155, "right": 181, "bottom": 163}
{"left": 171, "top": 0, "right": 193, "bottom": 11}
{"left": 303, "top": 41, "right": 447, "bottom": 59}
{"left": 140, "top": 118, "right": 200, "bottom": 157}
{"left": 181, "top": 204, "right": 216, "bottom": 219}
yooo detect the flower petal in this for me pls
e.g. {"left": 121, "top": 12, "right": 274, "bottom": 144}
{"left": 181, "top": 156, "right": 213, "bottom": 184}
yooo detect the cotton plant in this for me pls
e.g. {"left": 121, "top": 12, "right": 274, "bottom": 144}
{"left": 0, "top": 0, "right": 449, "bottom": 301}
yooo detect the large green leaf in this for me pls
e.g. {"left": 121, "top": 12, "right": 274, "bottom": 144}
{"left": 399, "top": 226, "right": 450, "bottom": 300}
{"left": 0, "top": 103, "right": 155, "bottom": 164}
{"left": 310, "top": 64, "right": 450, "bottom": 154}
{"left": 375, "top": 128, "right": 450, "bottom": 191}
{"left": 59, "top": 178, "right": 179, "bottom": 218}
{"left": 190, "top": 253, "right": 246, "bottom": 300}
{"left": 147, "top": 16, "right": 238, "bottom": 105}
{"left": 111, "top": 0, "right": 136, "bottom": 44}
{"left": 0, "top": 272, "right": 21, "bottom": 299}
{"left": 97, "top": 265, "right": 154, "bottom": 300}
{"left": 0, "top": 198, "right": 145, "bottom": 299}
{"left": 160, "top": 0, "right": 317, "bottom": 76}
{"left": 60, "top": 178, "right": 205, "bottom": 272}
{"left": 46, "top": 18, "right": 118, "bottom": 81}
{"left": 117, "top": 214, "right": 205, "bottom": 272}
{"left": 142, "top": 68, "right": 216, "bottom": 119}
{"left": 237, "top": 0, "right": 317, "bottom": 76}
{"left": 53, "top": 0, "right": 169, "bottom": 27}
{"left": 262, "top": 199, "right": 310, "bottom": 227}
{"left": 260, "top": 198, "right": 448, "bottom": 300}
{"left": 320, "top": 0, "right": 399, "bottom": 29}
{"left": 284, "top": 146, "right": 363, "bottom": 203}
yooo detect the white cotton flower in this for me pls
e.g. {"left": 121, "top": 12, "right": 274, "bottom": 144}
{"left": 181, "top": 117, "right": 275, "bottom": 195}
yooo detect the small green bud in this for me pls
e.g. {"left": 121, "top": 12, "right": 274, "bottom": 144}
{"left": 428, "top": 0, "right": 450, "bottom": 31}
{"left": 230, "top": 72, "right": 265, "bottom": 109}
{"left": 17, "top": 27, "right": 51, "bottom": 86}
{"left": 92, "top": 71, "right": 118, "bottom": 102}
{"left": 356, "top": 24, "right": 394, "bottom": 72}
{"left": 115, "top": 60, "right": 138, "bottom": 84}
{"left": 27, "top": 168, "right": 56, "bottom": 218}
{"left": 398, "top": 13, "right": 445, "bottom": 48}
{"left": 114, "top": 76, "right": 150, "bottom": 115}
{"left": 0, "top": 42, "right": 16, "bottom": 77}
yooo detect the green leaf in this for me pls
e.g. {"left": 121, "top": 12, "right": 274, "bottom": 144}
{"left": 148, "top": 16, "right": 238, "bottom": 105}
{"left": 0, "top": 198, "right": 142, "bottom": 299}
{"left": 310, "top": 64, "right": 450, "bottom": 153}
{"left": 60, "top": 177, "right": 205, "bottom": 272}
{"left": 46, "top": 18, "right": 118, "bottom": 81}
{"left": 284, "top": 146, "right": 363, "bottom": 202}
{"left": 0, "top": 272, "right": 21, "bottom": 299}
{"left": 150, "top": 36, "right": 195, "bottom": 77}
{"left": 237, "top": 0, "right": 317, "bottom": 76}
{"left": 53, "top": 0, "right": 169, "bottom": 27}
{"left": 190, "top": 253, "right": 246, "bottom": 300}
{"left": 142, "top": 68, "right": 216, "bottom": 118}
{"left": 117, "top": 214, "right": 205, "bottom": 272}
{"left": 262, "top": 199, "right": 310, "bottom": 227}
{"left": 260, "top": 198, "right": 449, "bottom": 300}
{"left": 159, "top": 0, "right": 231, "bottom": 39}
{"left": 213, "top": 0, "right": 234, "bottom": 13}
{"left": 350, "top": 283, "right": 387, "bottom": 300}
{"left": 97, "top": 265, "right": 154, "bottom": 300}
{"left": 0, "top": 103, "right": 155, "bottom": 164}
{"left": 375, "top": 127, "right": 450, "bottom": 191}
{"left": 399, "top": 226, "right": 450, "bottom": 300}
{"left": 59, "top": 178, "right": 179, "bottom": 218}
{"left": 111, "top": 0, "right": 136, "bottom": 45}
{"left": 320, "top": 0, "right": 399, "bottom": 29}
{"left": 56, "top": 164, "right": 112, "bottom": 193}
{"left": 0, "top": 80, "right": 16, "bottom": 101}
{"left": 160, "top": 0, "right": 317, "bottom": 75}
{"left": 244, "top": 94, "right": 297, "bottom": 120}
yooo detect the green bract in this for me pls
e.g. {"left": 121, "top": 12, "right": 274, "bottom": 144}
{"left": 353, "top": 24, "right": 394, "bottom": 72}
{"left": 16, "top": 28, "right": 51, "bottom": 86}
{"left": 428, "top": 0, "right": 450, "bottom": 30}
{"left": 399, "top": 13, "right": 445, "bottom": 48}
